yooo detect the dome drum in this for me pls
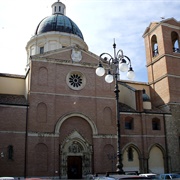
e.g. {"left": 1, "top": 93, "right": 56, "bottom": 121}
{"left": 26, "top": 32, "right": 88, "bottom": 58}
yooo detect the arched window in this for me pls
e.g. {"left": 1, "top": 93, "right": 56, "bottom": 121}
{"left": 38, "top": 67, "right": 48, "bottom": 86}
{"left": 37, "top": 102, "right": 47, "bottom": 123}
{"left": 103, "top": 107, "right": 112, "bottom": 126}
{"left": 171, "top": 31, "right": 180, "bottom": 53}
{"left": 151, "top": 35, "right": 158, "bottom": 57}
{"left": 125, "top": 117, "right": 134, "bottom": 130}
{"left": 152, "top": 118, "right": 161, "bottom": 130}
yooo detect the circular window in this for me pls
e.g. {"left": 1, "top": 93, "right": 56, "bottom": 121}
{"left": 66, "top": 71, "right": 86, "bottom": 90}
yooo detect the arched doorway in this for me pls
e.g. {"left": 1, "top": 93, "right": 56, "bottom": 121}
{"left": 60, "top": 131, "right": 93, "bottom": 179}
{"left": 149, "top": 145, "right": 164, "bottom": 174}
{"left": 123, "top": 145, "right": 140, "bottom": 173}
{"left": 55, "top": 113, "right": 97, "bottom": 178}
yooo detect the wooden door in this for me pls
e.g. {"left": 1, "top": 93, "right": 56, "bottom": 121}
{"left": 67, "top": 156, "right": 82, "bottom": 179}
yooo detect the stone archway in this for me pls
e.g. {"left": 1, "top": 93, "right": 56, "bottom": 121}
{"left": 55, "top": 112, "right": 98, "bottom": 135}
{"left": 149, "top": 145, "right": 164, "bottom": 174}
{"left": 60, "top": 131, "right": 93, "bottom": 179}
{"left": 122, "top": 144, "right": 141, "bottom": 173}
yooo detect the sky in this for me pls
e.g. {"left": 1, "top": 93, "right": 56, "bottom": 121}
{"left": 0, "top": 0, "right": 180, "bottom": 82}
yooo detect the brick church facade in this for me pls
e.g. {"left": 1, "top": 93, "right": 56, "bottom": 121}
{"left": 0, "top": 1, "right": 179, "bottom": 179}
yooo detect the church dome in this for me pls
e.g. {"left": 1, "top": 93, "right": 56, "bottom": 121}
{"left": 35, "top": 14, "right": 84, "bottom": 40}
{"left": 35, "top": 0, "right": 84, "bottom": 40}
{"left": 26, "top": 0, "right": 88, "bottom": 60}
{"left": 142, "top": 89, "right": 151, "bottom": 102}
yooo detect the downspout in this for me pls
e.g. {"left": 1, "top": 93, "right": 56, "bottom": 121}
{"left": 163, "top": 113, "right": 169, "bottom": 173}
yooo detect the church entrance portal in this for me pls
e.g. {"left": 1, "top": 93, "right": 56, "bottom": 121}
{"left": 60, "top": 131, "right": 93, "bottom": 179}
{"left": 67, "top": 156, "right": 82, "bottom": 179}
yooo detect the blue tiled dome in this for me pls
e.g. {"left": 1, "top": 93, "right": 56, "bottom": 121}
{"left": 35, "top": 14, "right": 84, "bottom": 40}
{"left": 142, "top": 89, "right": 151, "bottom": 102}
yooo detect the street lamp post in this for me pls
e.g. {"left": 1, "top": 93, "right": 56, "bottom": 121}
{"left": 95, "top": 41, "right": 135, "bottom": 174}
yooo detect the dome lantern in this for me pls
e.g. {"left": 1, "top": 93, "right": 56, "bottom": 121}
{"left": 51, "top": 0, "right": 66, "bottom": 15}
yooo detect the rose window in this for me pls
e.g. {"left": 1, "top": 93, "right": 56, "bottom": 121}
{"left": 69, "top": 74, "right": 82, "bottom": 88}
{"left": 66, "top": 71, "right": 86, "bottom": 90}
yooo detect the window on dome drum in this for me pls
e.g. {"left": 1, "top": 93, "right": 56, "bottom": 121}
{"left": 151, "top": 35, "right": 159, "bottom": 57}
{"left": 125, "top": 117, "right": 134, "bottom": 130}
{"left": 152, "top": 118, "right": 161, "bottom": 130}
{"left": 127, "top": 147, "right": 133, "bottom": 161}
{"left": 171, "top": 31, "right": 180, "bottom": 53}
{"left": 40, "top": 46, "right": 44, "bottom": 54}
{"left": 55, "top": 6, "right": 56, "bottom": 12}
{"left": 59, "top": 6, "right": 61, "bottom": 11}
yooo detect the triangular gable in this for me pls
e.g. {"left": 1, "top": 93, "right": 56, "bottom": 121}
{"left": 160, "top": 17, "right": 180, "bottom": 26}
{"left": 143, "top": 18, "right": 180, "bottom": 37}
{"left": 142, "top": 22, "right": 159, "bottom": 37}
{"left": 30, "top": 46, "right": 99, "bottom": 65}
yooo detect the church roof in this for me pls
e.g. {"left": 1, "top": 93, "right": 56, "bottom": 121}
{"left": 0, "top": 94, "right": 28, "bottom": 106}
{"left": 120, "top": 102, "right": 136, "bottom": 112}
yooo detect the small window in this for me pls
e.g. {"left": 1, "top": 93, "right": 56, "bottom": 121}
{"left": 59, "top": 6, "right": 61, "bottom": 12}
{"left": 54, "top": 6, "right": 56, "bottom": 12}
{"left": 152, "top": 118, "right": 161, "bottom": 130}
{"left": 125, "top": 117, "right": 134, "bottom": 130}
{"left": 8, "top": 145, "right": 13, "bottom": 160}
{"left": 40, "top": 47, "right": 44, "bottom": 54}
{"left": 127, "top": 147, "right": 133, "bottom": 161}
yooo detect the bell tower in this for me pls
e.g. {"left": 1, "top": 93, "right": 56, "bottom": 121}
{"left": 143, "top": 18, "right": 180, "bottom": 108}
